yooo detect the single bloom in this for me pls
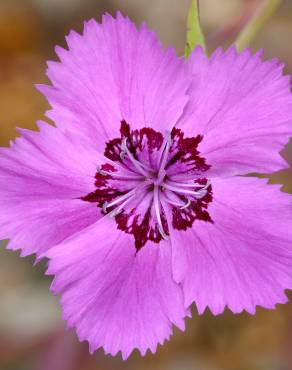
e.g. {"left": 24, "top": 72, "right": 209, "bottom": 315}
{"left": 1, "top": 12, "right": 292, "bottom": 359}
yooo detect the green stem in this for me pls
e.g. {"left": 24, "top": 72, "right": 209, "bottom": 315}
{"left": 185, "top": 0, "right": 206, "bottom": 58}
{"left": 235, "top": 0, "right": 282, "bottom": 51}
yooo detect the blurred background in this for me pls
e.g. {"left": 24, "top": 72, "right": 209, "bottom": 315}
{"left": 0, "top": 0, "right": 292, "bottom": 369}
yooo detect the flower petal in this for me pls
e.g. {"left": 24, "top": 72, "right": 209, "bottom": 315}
{"left": 46, "top": 216, "right": 188, "bottom": 359}
{"left": 179, "top": 46, "right": 292, "bottom": 176}
{"left": 38, "top": 13, "right": 189, "bottom": 149}
{"left": 0, "top": 121, "right": 100, "bottom": 256}
{"left": 168, "top": 177, "right": 292, "bottom": 314}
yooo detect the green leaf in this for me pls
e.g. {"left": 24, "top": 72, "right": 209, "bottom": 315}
{"left": 185, "top": 0, "right": 206, "bottom": 58}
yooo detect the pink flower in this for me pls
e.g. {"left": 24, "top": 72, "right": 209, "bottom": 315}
{"left": 1, "top": 13, "right": 292, "bottom": 359}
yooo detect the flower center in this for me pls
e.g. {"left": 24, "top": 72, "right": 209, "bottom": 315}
{"left": 81, "top": 121, "right": 213, "bottom": 250}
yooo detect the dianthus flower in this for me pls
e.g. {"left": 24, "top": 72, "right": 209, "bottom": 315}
{"left": 1, "top": 13, "right": 292, "bottom": 359}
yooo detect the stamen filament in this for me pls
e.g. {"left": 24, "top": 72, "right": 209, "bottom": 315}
{"left": 163, "top": 182, "right": 207, "bottom": 198}
{"left": 103, "top": 180, "right": 151, "bottom": 216}
{"left": 180, "top": 199, "right": 191, "bottom": 209}
{"left": 157, "top": 132, "right": 172, "bottom": 181}
{"left": 120, "top": 138, "right": 151, "bottom": 177}
{"left": 97, "top": 166, "right": 144, "bottom": 181}
{"left": 103, "top": 188, "right": 136, "bottom": 212}
{"left": 161, "top": 193, "right": 191, "bottom": 209}
{"left": 153, "top": 185, "right": 169, "bottom": 240}
{"left": 167, "top": 179, "right": 211, "bottom": 189}
{"left": 156, "top": 132, "right": 170, "bottom": 167}
{"left": 109, "top": 194, "right": 136, "bottom": 217}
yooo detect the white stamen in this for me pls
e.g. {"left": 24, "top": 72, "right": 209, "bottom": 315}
{"left": 157, "top": 131, "right": 171, "bottom": 166}
{"left": 180, "top": 199, "right": 191, "bottom": 209}
{"left": 103, "top": 189, "right": 136, "bottom": 212}
{"left": 157, "top": 132, "right": 172, "bottom": 182}
{"left": 103, "top": 180, "right": 151, "bottom": 217}
{"left": 120, "top": 138, "right": 151, "bottom": 177}
{"left": 162, "top": 182, "right": 208, "bottom": 198}
{"left": 167, "top": 179, "right": 210, "bottom": 189}
{"left": 108, "top": 194, "right": 136, "bottom": 217}
{"left": 161, "top": 193, "right": 191, "bottom": 210}
{"left": 153, "top": 185, "right": 169, "bottom": 240}
{"left": 97, "top": 165, "right": 144, "bottom": 181}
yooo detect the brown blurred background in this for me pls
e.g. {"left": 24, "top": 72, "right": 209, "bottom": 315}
{"left": 0, "top": 0, "right": 292, "bottom": 369}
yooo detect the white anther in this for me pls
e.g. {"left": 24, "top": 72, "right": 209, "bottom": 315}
{"left": 120, "top": 138, "right": 128, "bottom": 160}
{"left": 97, "top": 165, "right": 114, "bottom": 177}
{"left": 103, "top": 201, "right": 109, "bottom": 213}
{"left": 180, "top": 199, "right": 191, "bottom": 210}
{"left": 158, "top": 225, "right": 169, "bottom": 240}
